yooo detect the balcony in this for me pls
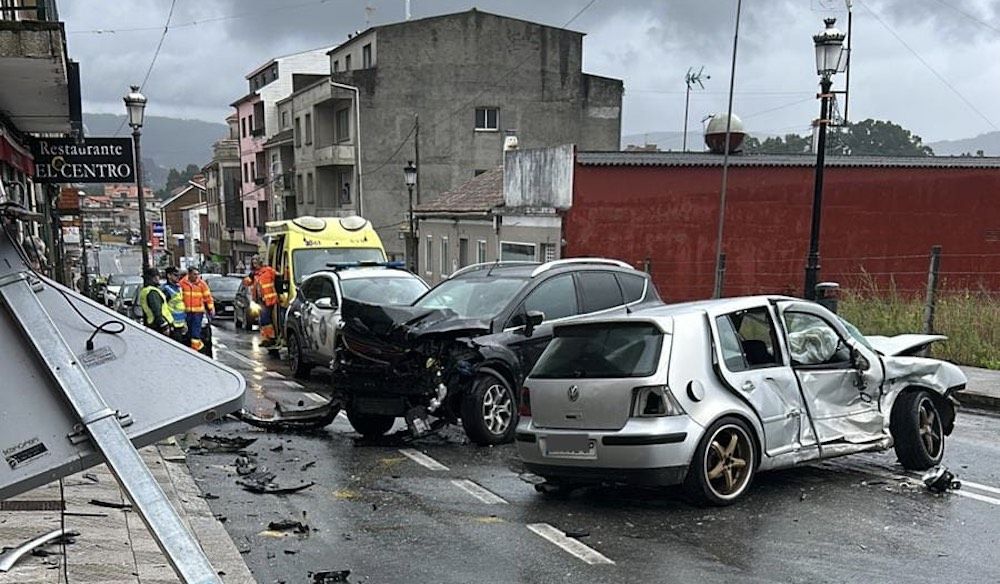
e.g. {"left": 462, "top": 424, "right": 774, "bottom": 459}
{"left": 0, "top": 18, "right": 72, "bottom": 133}
{"left": 314, "top": 144, "right": 355, "bottom": 167}
{"left": 250, "top": 125, "right": 265, "bottom": 137}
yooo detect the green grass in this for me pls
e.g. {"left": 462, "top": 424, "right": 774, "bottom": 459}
{"left": 839, "top": 280, "right": 1000, "bottom": 370}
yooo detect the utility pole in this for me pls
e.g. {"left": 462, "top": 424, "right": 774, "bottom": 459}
{"left": 712, "top": 0, "right": 742, "bottom": 299}
{"left": 682, "top": 67, "right": 708, "bottom": 152}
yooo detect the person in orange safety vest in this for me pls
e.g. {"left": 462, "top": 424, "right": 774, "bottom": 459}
{"left": 245, "top": 255, "right": 279, "bottom": 347}
{"left": 179, "top": 266, "right": 215, "bottom": 351}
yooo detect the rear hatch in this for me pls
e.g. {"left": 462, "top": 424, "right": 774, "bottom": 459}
{"left": 527, "top": 321, "right": 667, "bottom": 431}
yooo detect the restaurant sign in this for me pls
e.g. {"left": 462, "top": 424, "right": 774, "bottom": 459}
{"left": 30, "top": 137, "right": 135, "bottom": 183}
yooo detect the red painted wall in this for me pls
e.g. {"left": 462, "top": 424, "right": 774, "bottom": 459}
{"left": 566, "top": 164, "right": 1000, "bottom": 301}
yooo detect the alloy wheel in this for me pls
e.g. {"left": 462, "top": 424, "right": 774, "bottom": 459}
{"left": 481, "top": 382, "right": 513, "bottom": 436}
{"left": 289, "top": 335, "right": 300, "bottom": 371}
{"left": 917, "top": 397, "right": 943, "bottom": 458}
{"left": 704, "top": 424, "right": 753, "bottom": 499}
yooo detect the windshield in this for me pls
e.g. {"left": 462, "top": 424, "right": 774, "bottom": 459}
{"left": 413, "top": 277, "right": 526, "bottom": 320}
{"left": 120, "top": 283, "right": 140, "bottom": 300}
{"left": 532, "top": 323, "right": 664, "bottom": 379}
{"left": 837, "top": 315, "right": 876, "bottom": 352}
{"left": 292, "top": 248, "right": 385, "bottom": 283}
{"left": 204, "top": 277, "right": 242, "bottom": 293}
{"left": 341, "top": 276, "right": 428, "bottom": 305}
{"left": 107, "top": 275, "right": 126, "bottom": 287}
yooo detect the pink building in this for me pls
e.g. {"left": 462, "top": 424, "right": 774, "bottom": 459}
{"left": 231, "top": 93, "right": 266, "bottom": 248}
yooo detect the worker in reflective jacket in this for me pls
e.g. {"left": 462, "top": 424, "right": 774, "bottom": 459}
{"left": 180, "top": 266, "right": 215, "bottom": 351}
{"left": 161, "top": 266, "right": 189, "bottom": 343}
{"left": 245, "top": 255, "right": 279, "bottom": 347}
{"left": 139, "top": 267, "right": 172, "bottom": 335}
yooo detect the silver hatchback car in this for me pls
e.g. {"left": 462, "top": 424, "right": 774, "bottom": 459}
{"left": 515, "top": 296, "right": 967, "bottom": 505}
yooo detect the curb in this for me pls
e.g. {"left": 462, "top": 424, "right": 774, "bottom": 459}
{"left": 956, "top": 391, "right": 1000, "bottom": 414}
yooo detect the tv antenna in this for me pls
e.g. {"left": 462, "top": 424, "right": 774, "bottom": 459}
{"left": 683, "top": 66, "right": 709, "bottom": 152}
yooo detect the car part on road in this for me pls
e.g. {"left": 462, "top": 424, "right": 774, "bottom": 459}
{"left": 891, "top": 389, "right": 947, "bottom": 470}
{"left": 236, "top": 399, "right": 342, "bottom": 431}
{"left": 238, "top": 476, "right": 316, "bottom": 495}
{"left": 311, "top": 570, "right": 352, "bottom": 583}
{"left": 190, "top": 435, "right": 257, "bottom": 453}
{"left": 922, "top": 466, "right": 962, "bottom": 493}
{"left": 0, "top": 528, "right": 77, "bottom": 573}
{"left": 268, "top": 519, "right": 310, "bottom": 535}
{"left": 88, "top": 498, "right": 133, "bottom": 510}
{"left": 346, "top": 406, "right": 395, "bottom": 438}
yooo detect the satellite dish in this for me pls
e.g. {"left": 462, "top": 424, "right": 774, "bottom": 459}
{"left": 704, "top": 113, "right": 746, "bottom": 154}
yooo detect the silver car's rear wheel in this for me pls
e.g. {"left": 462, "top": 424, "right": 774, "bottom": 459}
{"left": 684, "top": 417, "right": 756, "bottom": 506}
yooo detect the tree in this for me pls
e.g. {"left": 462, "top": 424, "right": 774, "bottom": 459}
{"left": 745, "top": 118, "right": 933, "bottom": 157}
{"left": 156, "top": 163, "right": 202, "bottom": 199}
{"left": 746, "top": 133, "right": 813, "bottom": 154}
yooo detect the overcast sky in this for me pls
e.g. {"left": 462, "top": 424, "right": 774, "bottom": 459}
{"left": 62, "top": 0, "right": 1000, "bottom": 143}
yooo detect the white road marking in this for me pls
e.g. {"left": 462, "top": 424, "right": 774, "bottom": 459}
{"left": 264, "top": 371, "right": 283, "bottom": 378}
{"left": 451, "top": 479, "right": 508, "bottom": 505}
{"left": 224, "top": 350, "right": 259, "bottom": 369}
{"left": 215, "top": 342, "right": 227, "bottom": 349}
{"left": 280, "top": 380, "right": 304, "bottom": 389}
{"left": 954, "top": 489, "right": 1000, "bottom": 506}
{"left": 957, "top": 480, "right": 1000, "bottom": 497}
{"left": 835, "top": 461, "right": 1000, "bottom": 508}
{"left": 398, "top": 449, "right": 449, "bottom": 471}
{"left": 527, "top": 523, "right": 615, "bottom": 565}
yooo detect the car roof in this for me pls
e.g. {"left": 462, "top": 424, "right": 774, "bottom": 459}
{"left": 552, "top": 295, "right": 802, "bottom": 329}
{"left": 307, "top": 267, "right": 421, "bottom": 281}
{"left": 447, "top": 258, "right": 644, "bottom": 281}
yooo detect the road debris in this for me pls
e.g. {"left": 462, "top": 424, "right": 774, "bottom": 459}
{"left": 0, "top": 529, "right": 78, "bottom": 573}
{"left": 235, "top": 455, "right": 258, "bottom": 476}
{"left": 237, "top": 467, "right": 315, "bottom": 495}
{"left": 271, "top": 444, "right": 285, "bottom": 452}
{"left": 301, "top": 461, "right": 317, "bottom": 471}
{"left": 88, "top": 499, "right": 132, "bottom": 510}
{"left": 268, "top": 519, "right": 310, "bottom": 535}
{"left": 922, "top": 466, "right": 962, "bottom": 494}
{"left": 81, "top": 473, "right": 99, "bottom": 483}
{"left": 236, "top": 400, "right": 341, "bottom": 431}
{"left": 191, "top": 434, "right": 258, "bottom": 453}
{"left": 311, "top": 570, "right": 352, "bottom": 583}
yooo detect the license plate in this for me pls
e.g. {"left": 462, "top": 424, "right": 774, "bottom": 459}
{"left": 544, "top": 435, "right": 595, "bottom": 458}
{"left": 223, "top": 306, "right": 233, "bottom": 312}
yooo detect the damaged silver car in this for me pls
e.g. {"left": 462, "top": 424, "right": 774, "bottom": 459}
{"left": 516, "top": 296, "right": 966, "bottom": 505}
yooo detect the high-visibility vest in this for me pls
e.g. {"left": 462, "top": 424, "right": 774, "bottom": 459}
{"left": 253, "top": 266, "right": 279, "bottom": 307}
{"left": 179, "top": 277, "right": 215, "bottom": 313}
{"left": 161, "top": 283, "right": 186, "bottom": 327}
{"left": 139, "top": 286, "right": 172, "bottom": 328}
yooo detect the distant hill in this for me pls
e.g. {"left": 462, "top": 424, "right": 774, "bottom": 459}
{"left": 82, "top": 113, "right": 228, "bottom": 188}
{"left": 927, "top": 132, "right": 1000, "bottom": 156}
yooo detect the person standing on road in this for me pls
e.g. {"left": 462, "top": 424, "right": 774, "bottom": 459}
{"left": 180, "top": 266, "right": 215, "bottom": 351}
{"left": 161, "top": 266, "right": 188, "bottom": 343}
{"left": 245, "top": 255, "right": 279, "bottom": 347}
{"left": 139, "top": 267, "right": 172, "bottom": 335}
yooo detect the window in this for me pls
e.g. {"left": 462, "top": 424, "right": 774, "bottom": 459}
{"left": 440, "top": 236, "right": 450, "bottom": 276}
{"left": 333, "top": 59, "right": 339, "bottom": 73}
{"left": 425, "top": 236, "right": 433, "bottom": 275}
{"left": 248, "top": 114, "right": 254, "bottom": 134}
{"left": 251, "top": 206, "right": 258, "bottom": 227}
{"left": 335, "top": 108, "right": 350, "bottom": 142}
{"left": 362, "top": 43, "right": 372, "bottom": 68}
{"left": 716, "top": 308, "right": 782, "bottom": 371}
{"left": 245, "top": 207, "right": 251, "bottom": 227}
{"left": 540, "top": 242, "right": 557, "bottom": 262}
{"left": 241, "top": 117, "right": 247, "bottom": 138}
{"left": 243, "top": 163, "right": 249, "bottom": 183}
{"left": 306, "top": 172, "right": 315, "bottom": 204}
{"left": 476, "top": 240, "right": 487, "bottom": 263}
{"left": 532, "top": 323, "right": 664, "bottom": 380}
{"left": 296, "top": 174, "right": 304, "bottom": 204}
{"left": 475, "top": 107, "right": 499, "bottom": 131}
{"left": 458, "top": 238, "right": 469, "bottom": 268}
{"left": 294, "top": 117, "right": 301, "bottom": 147}
{"left": 500, "top": 241, "right": 535, "bottom": 262}
{"left": 250, "top": 161, "right": 256, "bottom": 182}
{"left": 344, "top": 54, "right": 352, "bottom": 70}
{"left": 304, "top": 113, "right": 313, "bottom": 145}
{"left": 339, "top": 173, "right": 351, "bottom": 205}
{"left": 281, "top": 111, "right": 289, "bottom": 129}
{"left": 521, "top": 274, "right": 577, "bottom": 323}
{"left": 578, "top": 271, "right": 625, "bottom": 313}
{"left": 783, "top": 312, "right": 851, "bottom": 367}
{"left": 616, "top": 273, "right": 646, "bottom": 303}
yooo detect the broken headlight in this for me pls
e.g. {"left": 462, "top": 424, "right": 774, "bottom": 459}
{"left": 631, "top": 385, "right": 684, "bottom": 417}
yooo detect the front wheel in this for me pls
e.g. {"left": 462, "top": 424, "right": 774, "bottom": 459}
{"left": 683, "top": 416, "right": 756, "bottom": 506}
{"left": 461, "top": 372, "right": 518, "bottom": 446}
{"left": 287, "top": 330, "right": 310, "bottom": 379}
{"left": 891, "top": 389, "right": 946, "bottom": 470}
{"left": 347, "top": 407, "right": 395, "bottom": 438}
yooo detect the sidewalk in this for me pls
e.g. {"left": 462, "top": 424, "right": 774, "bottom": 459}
{"left": 958, "top": 366, "right": 1000, "bottom": 413}
{"left": 0, "top": 442, "right": 254, "bottom": 584}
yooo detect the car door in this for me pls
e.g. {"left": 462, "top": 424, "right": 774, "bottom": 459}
{"left": 502, "top": 273, "right": 581, "bottom": 376}
{"left": 775, "top": 301, "right": 885, "bottom": 445}
{"left": 312, "top": 275, "right": 340, "bottom": 361}
{"left": 708, "top": 304, "right": 808, "bottom": 456}
{"left": 296, "top": 278, "right": 322, "bottom": 359}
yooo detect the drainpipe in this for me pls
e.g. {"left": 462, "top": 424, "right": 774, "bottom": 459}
{"left": 330, "top": 81, "right": 363, "bottom": 217}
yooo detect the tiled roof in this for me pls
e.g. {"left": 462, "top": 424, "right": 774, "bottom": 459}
{"left": 414, "top": 167, "right": 503, "bottom": 213}
{"left": 264, "top": 129, "right": 293, "bottom": 147}
{"left": 577, "top": 151, "right": 1000, "bottom": 169}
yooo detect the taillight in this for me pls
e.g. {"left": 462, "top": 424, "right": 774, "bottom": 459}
{"left": 519, "top": 386, "right": 531, "bottom": 417}
{"left": 631, "top": 385, "right": 683, "bottom": 417}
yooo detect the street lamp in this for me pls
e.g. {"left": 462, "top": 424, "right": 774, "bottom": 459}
{"left": 403, "top": 161, "right": 417, "bottom": 271}
{"left": 803, "top": 18, "right": 846, "bottom": 300}
{"left": 123, "top": 85, "right": 150, "bottom": 271}
{"left": 228, "top": 227, "right": 236, "bottom": 273}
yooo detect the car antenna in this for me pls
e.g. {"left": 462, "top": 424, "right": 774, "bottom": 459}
{"left": 485, "top": 258, "right": 501, "bottom": 277}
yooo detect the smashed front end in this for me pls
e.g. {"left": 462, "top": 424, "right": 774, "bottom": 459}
{"left": 332, "top": 298, "right": 491, "bottom": 433}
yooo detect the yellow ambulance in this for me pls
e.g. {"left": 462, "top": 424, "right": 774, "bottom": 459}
{"left": 262, "top": 215, "right": 386, "bottom": 302}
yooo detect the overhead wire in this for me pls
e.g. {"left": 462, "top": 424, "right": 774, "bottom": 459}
{"left": 112, "top": 0, "right": 178, "bottom": 138}
{"left": 928, "top": 0, "right": 1000, "bottom": 35}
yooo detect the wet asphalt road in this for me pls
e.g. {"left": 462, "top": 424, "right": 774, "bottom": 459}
{"left": 185, "top": 321, "right": 1000, "bottom": 584}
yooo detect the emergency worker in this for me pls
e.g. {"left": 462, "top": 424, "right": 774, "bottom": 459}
{"left": 139, "top": 267, "right": 171, "bottom": 334}
{"left": 180, "top": 266, "right": 215, "bottom": 351}
{"left": 161, "top": 266, "right": 188, "bottom": 343}
{"left": 244, "top": 255, "right": 279, "bottom": 347}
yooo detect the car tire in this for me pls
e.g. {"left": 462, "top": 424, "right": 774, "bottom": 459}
{"left": 890, "top": 389, "right": 945, "bottom": 470}
{"left": 346, "top": 407, "right": 395, "bottom": 438}
{"left": 287, "top": 330, "right": 310, "bottom": 379}
{"left": 683, "top": 416, "right": 756, "bottom": 506}
{"left": 461, "top": 371, "right": 518, "bottom": 446}
{"left": 243, "top": 310, "right": 253, "bottom": 331}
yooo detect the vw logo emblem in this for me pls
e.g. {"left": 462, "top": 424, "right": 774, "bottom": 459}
{"left": 567, "top": 385, "right": 580, "bottom": 402}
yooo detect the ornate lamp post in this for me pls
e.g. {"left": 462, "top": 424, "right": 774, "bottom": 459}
{"left": 804, "top": 18, "right": 846, "bottom": 300}
{"left": 403, "top": 160, "right": 417, "bottom": 271}
{"left": 123, "top": 85, "right": 150, "bottom": 271}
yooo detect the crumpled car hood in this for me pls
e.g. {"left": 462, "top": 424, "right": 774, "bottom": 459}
{"left": 865, "top": 334, "right": 948, "bottom": 356}
{"left": 340, "top": 297, "right": 491, "bottom": 344}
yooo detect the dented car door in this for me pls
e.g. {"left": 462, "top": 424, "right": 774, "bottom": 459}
{"left": 776, "top": 301, "right": 885, "bottom": 445}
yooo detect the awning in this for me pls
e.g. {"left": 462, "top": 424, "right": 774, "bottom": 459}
{"left": 0, "top": 132, "right": 34, "bottom": 175}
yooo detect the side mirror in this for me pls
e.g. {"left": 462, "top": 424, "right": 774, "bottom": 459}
{"left": 522, "top": 310, "right": 545, "bottom": 337}
{"left": 314, "top": 297, "right": 337, "bottom": 310}
{"left": 851, "top": 346, "right": 870, "bottom": 371}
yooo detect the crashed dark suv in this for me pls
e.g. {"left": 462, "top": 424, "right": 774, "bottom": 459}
{"left": 332, "top": 259, "right": 662, "bottom": 445}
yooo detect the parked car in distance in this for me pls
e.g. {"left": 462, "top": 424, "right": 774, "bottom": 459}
{"left": 233, "top": 281, "right": 260, "bottom": 331}
{"left": 331, "top": 258, "right": 662, "bottom": 445}
{"left": 515, "top": 296, "right": 966, "bottom": 505}
{"left": 203, "top": 275, "right": 242, "bottom": 320}
{"left": 105, "top": 274, "right": 141, "bottom": 307}
{"left": 113, "top": 282, "right": 141, "bottom": 318}
{"left": 285, "top": 263, "right": 429, "bottom": 381}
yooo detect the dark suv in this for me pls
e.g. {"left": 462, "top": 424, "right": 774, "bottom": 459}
{"left": 332, "top": 259, "right": 661, "bottom": 445}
